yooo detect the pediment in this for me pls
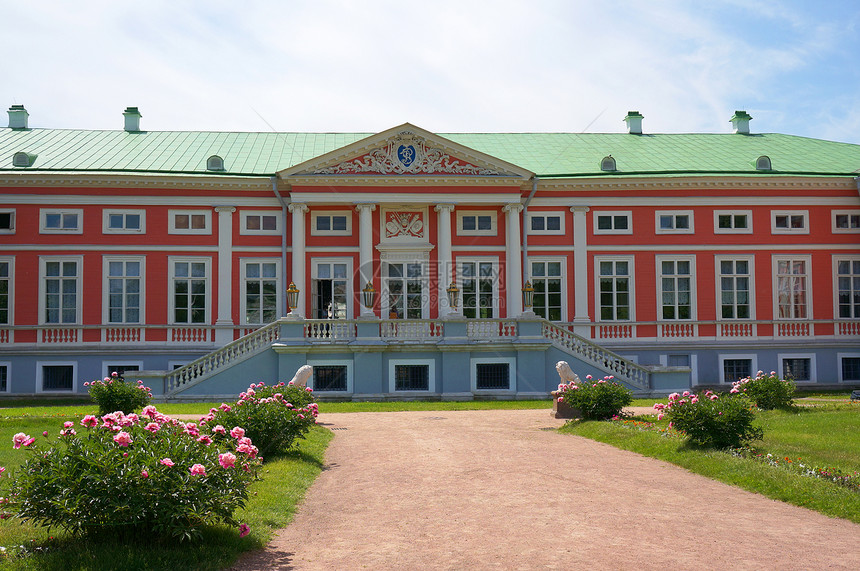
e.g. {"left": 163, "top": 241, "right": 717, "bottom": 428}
{"left": 279, "top": 123, "right": 532, "bottom": 183}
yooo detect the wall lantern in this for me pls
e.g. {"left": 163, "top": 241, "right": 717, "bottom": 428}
{"left": 286, "top": 282, "right": 300, "bottom": 312}
{"left": 522, "top": 281, "right": 535, "bottom": 310}
{"left": 446, "top": 281, "right": 460, "bottom": 311}
{"left": 362, "top": 282, "right": 376, "bottom": 309}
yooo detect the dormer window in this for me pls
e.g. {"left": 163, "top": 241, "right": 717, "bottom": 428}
{"left": 206, "top": 155, "right": 225, "bottom": 171}
{"left": 600, "top": 155, "right": 616, "bottom": 172}
{"left": 756, "top": 155, "right": 772, "bottom": 171}
{"left": 13, "top": 152, "right": 32, "bottom": 167}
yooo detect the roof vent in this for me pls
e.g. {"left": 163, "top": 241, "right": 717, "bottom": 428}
{"left": 756, "top": 155, "right": 772, "bottom": 170}
{"left": 13, "top": 151, "right": 34, "bottom": 167}
{"left": 7, "top": 104, "right": 29, "bottom": 129}
{"left": 730, "top": 110, "right": 752, "bottom": 134}
{"left": 206, "top": 155, "right": 225, "bottom": 171}
{"left": 624, "top": 111, "right": 644, "bottom": 135}
{"left": 600, "top": 155, "right": 617, "bottom": 171}
{"left": 123, "top": 107, "right": 142, "bottom": 132}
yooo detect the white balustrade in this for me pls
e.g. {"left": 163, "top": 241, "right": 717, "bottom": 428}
{"left": 304, "top": 321, "right": 356, "bottom": 341}
{"left": 380, "top": 320, "right": 444, "bottom": 341}
{"left": 467, "top": 320, "right": 518, "bottom": 339}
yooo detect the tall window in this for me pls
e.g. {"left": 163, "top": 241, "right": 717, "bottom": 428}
{"left": 105, "top": 259, "right": 142, "bottom": 324}
{"left": 311, "top": 260, "right": 349, "bottom": 320}
{"left": 171, "top": 259, "right": 208, "bottom": 324}
{"left": 460, "top": 260, "right": 497, "bottom": 319}
{"left": 836, "top": 259, "right": 860, "bottom": 319}
{"left": 598, "top": 259, "right": 632, "bottom": 320}
{"left": 719, "top": 259, "right": 751, "bottom": 319}
{"left": 42, "top": 258, "right": 80, "bottom": 324}
{"left": 659, "top": 259, "right": 693, "bottom": 320}
{"left": 0, "top": 260, "right": 10, "bottom": 325}
{"left": 385, "top": 262, "right": 425, "bottom": 319}
{"left": 530, "top": 260, "right": 563, "bottom": 321}
{"left": 775, "top": 258, "right": 809, "bottom": 319}
{"left": 244, "top": 260, "right": 279, "bottom": 324}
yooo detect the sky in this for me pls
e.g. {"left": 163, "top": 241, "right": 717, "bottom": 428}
{"left": 2, "top": 0, "right": 859, "bottom": 144}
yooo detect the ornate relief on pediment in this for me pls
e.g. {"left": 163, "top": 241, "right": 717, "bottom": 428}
{"left": 312, "top": 130, "right": 516, "bottom": 177}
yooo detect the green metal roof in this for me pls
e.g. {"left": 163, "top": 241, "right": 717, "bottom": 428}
{"left": 1, "top": 127, "right": 859, "bottom": 178}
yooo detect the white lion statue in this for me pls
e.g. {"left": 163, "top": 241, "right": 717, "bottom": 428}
{"left": 290, "top": 364, "right": 313, "bottom": 387}
{"left": 555, "top": 361, "right": 581, "bottom": 384}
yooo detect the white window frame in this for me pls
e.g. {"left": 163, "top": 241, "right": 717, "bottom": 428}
{"left": 388, "top": 358, "right": 436, "bottom": 393}
{"left": 168, "top": 257, "right": 211, "bottom": 325}
{"left": 168, "top": 209, "right": 212, "bottom": 235}
{"left": 456, "top": 256, "right": 500, "bottom": 319}
{"left": 526, "top": 212, "right": 565, "bottom": 235}
{"left": 773, "top": 255, "right": 812, "bottom": 320}
{"left": 241, "top": 257, "right": 283, "bottom": 325}
{"left": 659, "top": 354, "right": 699, "bottom": 385}
{"left": 0, "top": 362, "right": 10, "bottom": 393}
{"left": 0, "top": 209, "right": 15, "bottom": 234}
{"left": 0, "top": 257, "right": 13, "bottom": 326}
{"left": 593, "top": 211, "right": 632, "bottom": 235}
{"left": 102, "top": 361, "right": 144, "bottom": 379}
{"left": 718, "top": 354, "right": 758, "bottom": 384}
{"left": 655, "top": 211, "right": 694, "bottom": 234}
{"left": 40, "top": 209, "right": 83, "bottom": 234}
{"left": 310, "top": 211, "right": 352, "bottom": 236}
{"left": 771, "top": 210, "right": 809, "bottom": 234}
{"left": 36, "top": 361, "right": 77, "bottom": 393}
{"left": 527, "top": 256, "right": 567, "bottom": 321}
{"left": 834, "top": 255, "right": 860, "bottom": 320}
{"left": 103, "top": 209, "right": 146, "bottom": 234}
{"left": 311, "top": 257, "right": 354, "bottom": 320}
{"left": 39, "top": 256, "right": 83, "bottom": 325}
{"left": 457, "top": 211, "right": 497, "bottom": 236}
{"left": 714, "top": 210, "right": 753, "bottom": 234}
{"left": 837, "top": 353, "right": 860, "bottom": 383}
{"left": 656, "top": 255, "right": 696, "bottom": 321}
{"left": 471, "top": 356, "right": 517, "bottom": 393}
{"left": 715, "top": 255, "right": 755, "bottom": 321}
{"left": 307, "top": 359, "right": 354, "bottom": 394}
{"left": 103, "top": 256, "right": 145, "bottom": 325}
{"left": 832, "top": 210, "right": 860, "bottom": 233}
{"left": 778, "top": 353, "right": 817, "bottom": 383}
{"left": 382, "top": 255, "right": 430, "bottom": 320}
{"left": 595, "top": 256, "right": 635, "bottom": 322}
{"left": 241, "top": 210, "right": 282, "bottom": 236}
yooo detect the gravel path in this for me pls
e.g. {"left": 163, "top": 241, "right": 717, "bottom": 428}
{"left": 232, "top": 409, "right": 860, "bottom": 570}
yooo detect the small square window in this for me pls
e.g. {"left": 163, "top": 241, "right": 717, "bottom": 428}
{"left": 41, "top": 364, "right": 75, "bottom": 392}
{"left": 169, "top": 210, "right": 211, "bottom": 234}
{"left": 313, "top": 365, "right": 348, "bottom": 391}
{"left": 594, "top": 212, "right": 631, "bottom": 234}
{"left": 458, "top": 212, "right": 497, "bottom": 236}
{"left": 715, "top": 211, "right": 752, "bottom": 234}
{"left": 243, "top": 213, "right": 279, "bottom": 234}
{"left": 41, "top": 210, "right": 83, "bottom": 234}
{"left": 656, "top": 212, "right": 693, "bottom": 234}
{"left": 528, "top": 214, "right": 564, "bottom": 235}
{"left": 394, "top": 364, "right": 429, "bottom": 391}
{"left": 104, "top": 210, "right": 145, "bottom": 234}
{"left": 772, "top": 211, "right": 808, "bottom": 234}
{"left": 475, "top": 363, "right": 510, "bottom": 390}
{"left": 0, "top": 211, "right": 14, "bottom": 233}
{"left": 311, "top": 212, "right": 352, "bottom": 236}
{"left": 833, "top": 211, "right": 860, "bottom": 233}
{"left": 841, "top": 357, "right": 860, "bottom": 382}
{"left": 782, "top": 358, "right": 811, "bottom": 381}
{"left": 723, "top": 359, "right": 752, "bottom": 383}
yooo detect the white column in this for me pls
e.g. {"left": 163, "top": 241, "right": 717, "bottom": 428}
{"left": 571, "top": 206, "right": 591, "bottom": 336}
{"left": 288, "top": 203, "right": 308, "bottom": 317}
{"left": 214, "top": 206, "right": 236, "bottom": 345}
{"left": 355, "top": 203, "right": 377, "bottom": 317}
{"left": 503, "top": 203, "right": 524, "bottom": 317}
{"left": 435, "top": 203, "right": 455, "bottom": 316}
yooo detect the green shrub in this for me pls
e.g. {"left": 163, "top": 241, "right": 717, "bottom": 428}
{"left": 87, "top": 372, "right": 152, "bottom": 415}
{"left": 732, "top": 371, "right": 795, "bottom": 410}
{"left": 655, "top": 390, "right": 763, "bottom": 448}
{"left": 204, "top": 382, "right": 318, "bottom": 459}
{"left": 5, "top": 408, "right": 260, "bottom": 541}
{"left": 556, "top": 375, "right": 633, "bottom": 420}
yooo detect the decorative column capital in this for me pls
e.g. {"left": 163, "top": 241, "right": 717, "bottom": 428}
{"left": 214, "top": 206, "right": 236, "bottom": 214}
{"left": 502, "top": 203, "right": 523, "bottom": 214}
{"left": 570, "top": 206, "right": 590, "bottom": 213}
{"left": 355, "top": 203, "right": 377, "bottom": 214}
{"left": 288, "top": 203, "right": 309, "bottom": 214}
{"left": 434, "top": 203, "right": 455, "bottom": 213}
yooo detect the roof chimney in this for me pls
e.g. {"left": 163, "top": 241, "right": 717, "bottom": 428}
{"left": 730, "top": 110, "right": 752, "bottom": 134}
{"left": 624, "top": 111, "right": 644, "bottom": 134}
{"left": 7, "top": 104, "right": 29, "bottom": 129}
{"left": 123, "top": 107, "right": 142, "bottom": 132}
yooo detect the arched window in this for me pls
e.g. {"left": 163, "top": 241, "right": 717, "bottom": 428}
{"left": 600, "top": 155, "right": 616, "bottom": 172}
{"left": 13, "top": 152, "right": 32, "bottom": 167}
{"left": 206, "top": 155, "right": 225, "bottom": 171}
{"left": 756, "top": 155, "right": 772, "bottom": 171}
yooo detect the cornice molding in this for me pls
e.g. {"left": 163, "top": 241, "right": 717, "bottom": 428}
{"left": 0, "top": 172, "right": 271, "bottom": 191}
{"left": 285, "top": 175, "right": 526, "bottom": 187}
{"left": 534, "top": 176, "right": 857, "bottom": 192}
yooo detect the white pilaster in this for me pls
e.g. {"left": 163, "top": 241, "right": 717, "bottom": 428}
{"left": 571, "top": 206, "right": 591, "bottom": 336}
{"left": 355, "top": 203, "right": 377, "bottom": 317}
{"left": 288, "top": 203, "right": 309, "bottom": 316}
{"left": 503, "top": 203, "right": 524, "bottom": 317}
{"left": 435, "top": 203, "right": 455, "bottom": 316}
{"left": 214, "top": 206, "right": 236, "bottom": 345}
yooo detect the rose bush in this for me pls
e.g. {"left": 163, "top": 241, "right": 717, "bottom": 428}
{"left": 556, "top": 375, "right": 633, "bottom": 420}
{"left": 654, "top": 390, "right": 763, "bottom": 449}
{"left": 731, "top": 371, "right": 795, "bottom": 410}
{"left": 87, "top": 372, "right": 153, "bottom": 415}
{"left": 202, "top": 381, "right": 318, "bottom": 459}
{"left": 6, "top": 407, "right": 259, "bottom": 541}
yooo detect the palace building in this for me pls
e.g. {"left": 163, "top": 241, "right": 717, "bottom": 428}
{"left": 1, "top": 105, "right": 859, "bottom": 399}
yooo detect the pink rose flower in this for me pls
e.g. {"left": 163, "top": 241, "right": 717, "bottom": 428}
{"left": 144, "top": 422, "right": 160, "bottom": 432}
{"left": 0, "top": 466, "right": 6, "bottom": 477}
{"left": 160, "top": 458, "right": 175, "bottom": 467}
{"left": 219, "top": 452, "right": 237, "bottom": 469}
{"left": 230, "top": 427, "right": 245, "bottom": 439}
{"left": 113, "top": 431, "right": 133, "bottom": 447}
{"left": 142, "top": 405, "right": 158, "bottom": 418}
{"left": 189, "top": 464, "right": 206, "bottom": 476}
{"left": 141, "top": 470, "right": 149, "bottom": 478}
{"left": 239, "top": 523, "right": 250, "bottom": 537}
{"left": 80, "top": 415, "right": 98, "bottom": 428}
{"left": 219, "top": 403, "right": 232, "bottom": 412}
{"left": 12, "top": 432, "right": 36, "bottom": 449}
{"left": 212, "top": 424, "right": 227, "bottom": 435}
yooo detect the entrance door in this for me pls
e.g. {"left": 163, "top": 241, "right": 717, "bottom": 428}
{"left": 459, "top": 259, "right": 498, "bottom": 318}
{"left": 384, "top": 262, "right": 425, "bottom": 319}
{"left": 311, "top": 260, "right": 349, "bottom": 319}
